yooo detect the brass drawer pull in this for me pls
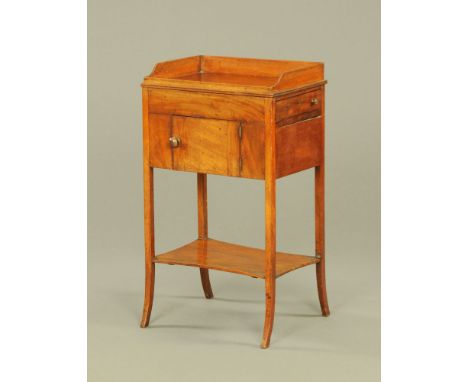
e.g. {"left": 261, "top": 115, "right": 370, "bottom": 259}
{"left": 169, "top": 136, "right": 181, "bottom": 148}
{"left": 310, "top": 97, "right": 319, "bottom": 105}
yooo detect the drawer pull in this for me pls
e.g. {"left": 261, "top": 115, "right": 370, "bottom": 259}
{"left": 310, "top": 97, "right": 319, "bottom": 105}
{"left": 169, "top": 136, "right": 181, "bottom": 148}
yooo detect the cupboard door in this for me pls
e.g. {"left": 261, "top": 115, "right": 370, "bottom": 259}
{"left": 171, "top": 116, "right": 241, "bottom": 176}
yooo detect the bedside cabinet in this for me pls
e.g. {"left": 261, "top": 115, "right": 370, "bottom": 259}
{"left": 140, "top": 56, "right": 330, "bottom": 348}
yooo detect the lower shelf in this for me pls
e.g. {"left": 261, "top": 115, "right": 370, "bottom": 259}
{"left": 153, "top": 238, "right": 320, "bottom": 279}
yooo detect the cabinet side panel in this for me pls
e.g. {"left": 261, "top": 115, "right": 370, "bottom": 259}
{"left": 276, "top": 117, "right": 322, "bottom": 178}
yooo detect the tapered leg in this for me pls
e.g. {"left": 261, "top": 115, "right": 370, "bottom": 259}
{"left": 140, "top": 165, "right": 156, "bottom": 327}
{"left": 261, "top": 99, "right": 276, "bottom": 349}
{"left": 261, "top": 274, "right": 276, "bottom": 349}
{"left": 315, "top": 165, "right": 330, "bottom": 316}
{"left": 197, "top": 173, "right": 214, "bottom": 299}
{"left": 200, "top": 269, "right": 213, "bottom": 299}
{"left": 262, "top": 164, "right": 276, "bottom": 348}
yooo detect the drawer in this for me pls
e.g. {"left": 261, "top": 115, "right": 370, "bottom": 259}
{"left": 275, "top": 89, "right": 323, "bottom": 126}
{"left": 276, "top": 116, "right": 323, "bottom": 178}
{"left": 148, "top": 114, "right": 241, "bottom": 176}
{"left": 148, "top": 89, "right": 265, "bottom": 121}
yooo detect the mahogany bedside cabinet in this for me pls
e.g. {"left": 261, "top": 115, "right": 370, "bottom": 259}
{"left": 140, "top": 56, "right": 330, "bottom": 348}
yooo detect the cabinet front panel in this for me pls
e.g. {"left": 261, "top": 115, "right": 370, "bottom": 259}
{"left": 276, "top": 116, "right": 323, "bottom": 178}
{"left": 148, "top": 89, "right": 265, "bottom": 121}
{"left": 240, "top": 121, "right": 265, "bottom": 179}
{"left": 172, "top": 116, "right": 241, "bottom": 176}
{"left": 275, "top": 88, "right": 322, "bottom": 126}
{"left": 148, "top": 113, "right": 173, "bottom": 169}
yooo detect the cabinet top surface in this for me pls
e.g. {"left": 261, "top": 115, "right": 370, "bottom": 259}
{"left": 142, "top": 55, "right": 326, "bottom": 96}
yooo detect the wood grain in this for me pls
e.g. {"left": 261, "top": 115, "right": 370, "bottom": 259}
{"left": 202, "top": 55, "right": 311, "bottom": 77}
{"left": 273, "top": 63, "right": 324, "bottom": 91}
{"left": 143, "top": 55, "right": 324, "bottom": 96}
{"left": 153, "top": 239, "right": 319, "bottom": 279}
{"left": 141, "top": 56, "right": 330, "bottom": 347}
{"left": 172, "top": 116, "right": 240, "bottom": 176}
{"left": 276, "top": 117, "right": 322, "bottom": 178}
{"left": 262, "top": 98, "right": 276, "bottom": 349}
{"left": 197, "top": 173, "right": 213, "bottom": 299}
{"left": 315, "top": 165, "right": 329, "bottom": 317}
{"left": 150, "top": 55, "right": 201, "bottom": 78}
{"left": 315, "top": 85, "right": 330, "bottom": 317}
{"left": 148, "top": 89, "right": 265, "bottom": 121}
{"left": 275, "top": 88, "right": 322, "bottom": 126}
{"left": 177, "top": 72, "right": 278, "bottom": 88}
{"left": 148, "top": 113, "right": 172, "bottom": 169}
{"left": 240, "top": 121, "right": 265, "bottom": 179}
{"left": 140, "top": 88, "right": 156, "bottom": 328}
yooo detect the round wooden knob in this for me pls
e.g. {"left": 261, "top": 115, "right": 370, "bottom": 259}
{"left": 169, "top": 136, "right": 181, "bottom": 148}
{"left": 310, "top": 98, "right": 319, "bottom": 105}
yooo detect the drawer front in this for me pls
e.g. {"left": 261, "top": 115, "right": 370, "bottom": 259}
{"left": 276, "top": 116, "right": 323, "bottom": 178}
{"left": 275, "top": 89, "right": 322, "bottom": 126}
{"left": 148, "top": 89, "right": 265, "bottom": 121}
{"left": 172, "top": 116, "right": 241, "bottom": 176}
{"left": 148, "top": 114, "right": 241, "bottom": 176}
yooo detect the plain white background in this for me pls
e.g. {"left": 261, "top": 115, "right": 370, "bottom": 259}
{"left": 382, "top": 0, "right": 468, "bottom": 380}
{"left": 0, "top": 1, "right": 86, "bottom": 381}
{"left": 0, "top": 1, "right": 467, "bottom": 381}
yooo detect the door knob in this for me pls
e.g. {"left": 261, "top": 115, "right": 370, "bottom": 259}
{"left": 169, "top": 136, "right": 181, "bottom": 148}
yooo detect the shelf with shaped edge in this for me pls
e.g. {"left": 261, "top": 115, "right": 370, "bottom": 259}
{"left": 153, "top": 238, "right": 320, "bottom": 279}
